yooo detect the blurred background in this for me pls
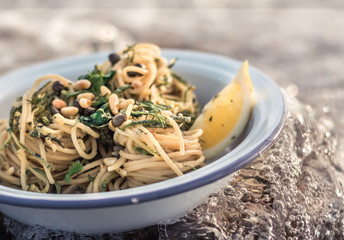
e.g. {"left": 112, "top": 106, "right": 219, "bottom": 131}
{"left": 1, "top": 1, "right": 344, "bottom": 239}
{"left": 1, "top": 1, "right": 344, "bottom": 108}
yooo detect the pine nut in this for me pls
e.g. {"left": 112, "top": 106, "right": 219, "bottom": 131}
{"left": 132, "top": 80, "right": 143, "bottom": 89}
{"left": 79, "top": 98, "right": 92, "bottom": 109}
{"left": 103, "top": 157, "right": 117, "bottom": 167}
{"left": 109, "top": 94, "right": 119, "bottom": 115}
{"left": 52, "top": 99, "right": 67, "bottom": 109}
{"left": 6, "top": 167, "right": 14, "bottom": 175}
{"left": 108, "top": 119, "right": 116, "bottom": 132}
{"left": 74, "top": 79, "right": 91, "bottom": 90}
{"left": 119, "top": 99, "right": 135, "bottom": 110}
{"left": 100, "top": 85, "right": 111, "bottom": 96}
{"left": 77, "top": 92, "right": 95, "bottom": 100}
{"left": 61, "top": 106, "right": 79, "bottom": 118}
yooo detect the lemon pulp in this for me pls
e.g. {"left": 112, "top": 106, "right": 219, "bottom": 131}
{"left": 191, "top": 60, "right": 255, "bottom": 158}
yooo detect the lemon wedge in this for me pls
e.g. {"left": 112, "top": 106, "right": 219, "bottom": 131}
{"left": 191, "top": 60, "right": 255, "bottom": 158}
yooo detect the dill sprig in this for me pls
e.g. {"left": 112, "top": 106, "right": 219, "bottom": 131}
{"left": 30, "top": 88, "right": 55, "bottom": 125}
{"left": 9, "top": 131, "right": 51, "bottom": 169}
{"left": 100, "top": 171, "right": 118, "bottom": 192}
{"left": 121, "top": 101, "right": 191, "bottom": 130}
{"left": 9, "top": 104, "right": 22, "bottom": 134}
{"left": 136, "top": 101, "right": 171, "bottom": 112}
{"left": 122, "top": 43, "right": 137, "bottom": 63}
{"left": 29, "top": 127, "right": 64, "bottom": 148}
{"left": 121, "top": 119, "right": 171, "bottom": 130}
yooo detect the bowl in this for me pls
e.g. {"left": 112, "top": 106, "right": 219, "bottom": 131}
{"left": 0, "top": 49, "right": 287, "bottom": 233}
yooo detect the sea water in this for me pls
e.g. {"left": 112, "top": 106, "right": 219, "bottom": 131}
{"left": 3, "top": 92, "right": 344, "bottom": 239}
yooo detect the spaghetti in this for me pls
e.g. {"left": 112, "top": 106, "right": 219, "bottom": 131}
{"left": 0, "top": 43, "right": 205, "bottom": 194}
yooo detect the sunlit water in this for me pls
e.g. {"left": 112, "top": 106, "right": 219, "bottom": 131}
{"left": 2, "top": 92, "right": 344, "bottom": 239}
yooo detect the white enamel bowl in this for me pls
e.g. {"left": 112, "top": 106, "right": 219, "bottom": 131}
{"left": 0, "top": 49, "right": 286, "bottom": 234}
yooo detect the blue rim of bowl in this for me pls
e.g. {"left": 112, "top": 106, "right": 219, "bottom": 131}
{"left": 0, "top": 49, "right": 287, "bottom": 209}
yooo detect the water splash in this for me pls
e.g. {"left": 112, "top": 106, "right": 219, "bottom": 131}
{"left": 3, "top": 93, "right": 344, "bottom": 239}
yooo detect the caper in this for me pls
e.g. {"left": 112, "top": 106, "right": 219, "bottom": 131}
{"left": 112, "top": 145, "right": 124, "bottom": 158}
{"left": 52, "top": 81, "right": 65, "bottom": 92}
{"left": 49, "top": 105, "right": 60, "bottom": 115}
{"left": 71, "top": 186, "right": 85, "bottom": 194}
{"left": 127, "top": 63, "right": 144, "bottom": 77}
{"left": 179, "top": 124, "right": 186, "bottom": 131}
{"left": 127, "top": 71, "right": 143, "bottom": 77}
{"left": 73, "top": 99, "right": 84, "bottom": 114}
{"left": 108, "top": 53, "right": 121, "bottom": 66}
{"left": 84, "top": 107, "right": 97, "bottom": 116}
{"left": 111, "top": 113, "right": 127, "bottom": 127}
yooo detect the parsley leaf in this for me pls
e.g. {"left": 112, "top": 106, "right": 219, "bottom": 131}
{"left": 78, "top": 69, "right": 116, "bottom": 94}
{"left": 64, "top": 160, "right": 83, "bottom": 183}
{"left": 79, "top": 103, "right": 112, "bottom": 128}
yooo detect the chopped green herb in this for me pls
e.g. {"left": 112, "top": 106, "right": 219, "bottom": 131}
{"left": 134, "top": 147, "right": 153, "bottom": 156}
{"left": 79, "top": 103, "right": 112, "bottom": 128}
{"left": 91, "top": 84, "right": 132, "bottom": 108}
{"left": 168, "top": 58, "right": 177, "bottom": 68}
{"left": 113, "top": 84, "right": 133, "bottom": 95}
{"left": 103, "top": 70, "right": 117, "bottom": 86}
{"left": 9, "top": 131, "right": 51, "bottom": 169}
{"left": 88, "top": 174, "right": 95, "bottom": 182}
{"left": 172, "top": 115, "right": 191, "bottom": 123}
{"left": 77, "top": 69, "right": 116, "bottom": 94}
{"left": 9, "top": 104, "right": 22, "bottom": 133}
{"left": 183, "top": 85, "right": 194, "bottom": 102}
{"left": 124, "top": 101, "right": 192, "bottom": 131}
{"left": 54, "top": 182, "right": 61, "bottom": 194}
{"left": 31, "top": 82, "right": 51, "bottom": 100}
{"left": 122, "top": 119, "right": 171, "bottom": 130}
{"left": 136, "top": 101, "right": 171, "bottom": 112}
{"left": 100, "top": 171, "right": 118, "bottom": 192}
{"left": 209, "top": 116, "right": 213, "bottom": 122}
{"left": 29, "top": 128, "right": 64, "bottom": 148}
{"left": 156, "top": 75, "right": 171, "bottom": 88}
{"left": 29, "top": 86, "right": 55, "bottom": 125}
{"left": 122, "top": 44, "right": 137, "bottom": 63}
{"left": 42, "top": 116, "right": 50, "bottom": 126}
{"left": 122, "top": 43, "right": 137, "bottom": 54}
{"left": 92, "top": 94, "right": 108, "bottom": 108}
{"left": 64, "top": 160, "right": 83, "bottom": 183}
{"left": 61, "top": 90, "right": 88, "bottom": 98}
{"left": 99, "top": 128, "right": 114, "bottom": 147}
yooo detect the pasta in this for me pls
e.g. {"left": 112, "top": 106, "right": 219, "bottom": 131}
{"left": 0, "top": 43, "right": 205, "bottom": 194}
